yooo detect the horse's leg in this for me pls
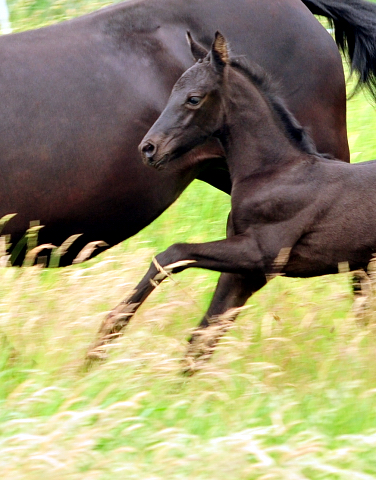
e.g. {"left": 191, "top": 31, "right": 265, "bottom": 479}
{"left": 85, "top": 256, "right": 177, "bottom": 363}
{"left": 183, "top": 272, "right": 266, "bottom": 374}
{"left": 352, "top": 269, "right": 372, "bottom": 324}
{"left": 86, "top": 234, "right": 268, "bottom": 364}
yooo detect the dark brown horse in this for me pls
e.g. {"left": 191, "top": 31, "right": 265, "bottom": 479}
{"left": 2, "top": 0, "right": 376, "bottom": 265}
{"left": 87, "top": 32, "right": 376, "bottom": 370}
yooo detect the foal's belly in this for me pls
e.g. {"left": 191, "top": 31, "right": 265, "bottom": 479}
{"left": 283, "top": 228, "right": 376, "bottom": 278}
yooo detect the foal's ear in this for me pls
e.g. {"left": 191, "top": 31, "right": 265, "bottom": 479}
{"left": 186, "top": 31, "right": 208, "bottom": 62}
{"left": 211, "top": 31, "right": 229, "bottom": 73}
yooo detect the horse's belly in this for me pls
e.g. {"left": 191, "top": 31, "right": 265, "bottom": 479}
{"left": 285, "top": 229, "right": 376, "bottom": 277}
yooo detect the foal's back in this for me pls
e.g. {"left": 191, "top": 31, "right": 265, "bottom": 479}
{"left": 280, "top": 158, "right": 376, "bottom": 277}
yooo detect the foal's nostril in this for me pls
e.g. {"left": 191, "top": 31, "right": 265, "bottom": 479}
{"left": 141, "top": 141, "right": 157, "bottom": 159}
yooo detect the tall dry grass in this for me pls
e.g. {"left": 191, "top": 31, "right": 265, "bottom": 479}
{"left": 2, "top": 245, "right": 376, "bottom": 478}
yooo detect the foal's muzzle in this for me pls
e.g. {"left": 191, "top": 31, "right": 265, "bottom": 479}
{"left": 139, "top": 140, "right": 157, "bottom": 165}
{"left": 139, "top": 139, "right": 170, "bottom": 169}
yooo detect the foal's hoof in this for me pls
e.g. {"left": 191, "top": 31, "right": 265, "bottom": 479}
{"left": 180, "top": 354, "right": 209, "bottom": 376}
{"left": 180, "top": 357, "right": 198, "bottom": 376}
{"left": 83, "top": 348, "right": 108, "bottom": 371}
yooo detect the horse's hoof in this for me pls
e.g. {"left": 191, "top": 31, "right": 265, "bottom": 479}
{"left": 83, "top": 348, "right": 108, "bottom": 370}
{"left": 180, "top": 355, "right": 202, "bottom": 376}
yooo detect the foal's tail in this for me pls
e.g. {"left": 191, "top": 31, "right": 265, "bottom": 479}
{"left": 301, "top": 0, "right": 376, "bottom": 99}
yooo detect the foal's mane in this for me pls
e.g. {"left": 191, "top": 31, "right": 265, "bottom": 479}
{"left": 228, "top": 57, "right": 326, "bottom": 158}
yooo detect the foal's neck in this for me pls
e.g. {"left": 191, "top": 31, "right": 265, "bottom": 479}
{"left": 221, "top": 68, "right": 308, "bottom": 181}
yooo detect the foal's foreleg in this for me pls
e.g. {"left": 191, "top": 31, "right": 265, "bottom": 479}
{"left": 85, "top": 257, "right": 186, "bottom": 363}
{"left": 86, "top": 236, "right": 264, "bottom": 364}
{"left": 183, "top": 272, "right": 266, "bottom": 373}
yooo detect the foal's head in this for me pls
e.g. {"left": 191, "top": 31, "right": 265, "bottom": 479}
{"left": 139, "top": 31, "right": 229, "bottom": 169}
{"left": 139, "top": 32, "right": 321, "bottom": 169}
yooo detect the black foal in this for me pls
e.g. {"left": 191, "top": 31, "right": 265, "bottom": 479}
{"left": 87, "top": 32, "right": 376, "bottom": 370}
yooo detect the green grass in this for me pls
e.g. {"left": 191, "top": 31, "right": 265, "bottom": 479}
{"left": 1, "top": 2, "right": 376, "bottom": 479}
{"left": 7, "top": 0, "right": 115, "bottom": 30}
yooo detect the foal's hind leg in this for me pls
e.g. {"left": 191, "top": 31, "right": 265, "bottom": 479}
{"left": 352, "top": 270, "right": 372, "bottom": 324}
{"left": 183, "top": 272, "right": 266, "bottom": 374}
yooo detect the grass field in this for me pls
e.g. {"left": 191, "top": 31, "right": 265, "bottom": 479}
{"left": 1, "top": 2, "right": 376, "bottom": 478}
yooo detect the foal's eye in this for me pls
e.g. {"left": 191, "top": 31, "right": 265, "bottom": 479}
{"left": 186, "top": 96, "right": 203, "bottom": 107}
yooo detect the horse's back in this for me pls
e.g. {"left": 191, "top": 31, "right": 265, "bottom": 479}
{"left": 0, "top": 8, "right": 195, "bottom": 253}
{"left": 0, "top": 0, "right": 349, "bottom": 263}
{"left": 284, "top": 159, "right": 376, "bottom": 276}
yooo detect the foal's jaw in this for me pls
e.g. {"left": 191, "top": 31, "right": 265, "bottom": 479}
{"left": 150, "top": 152, "right": 171, "bottom": 170}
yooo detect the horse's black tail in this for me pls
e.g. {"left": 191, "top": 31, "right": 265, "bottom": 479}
{"left": 301, "top": 0, "right": 376, "bottom": 99}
